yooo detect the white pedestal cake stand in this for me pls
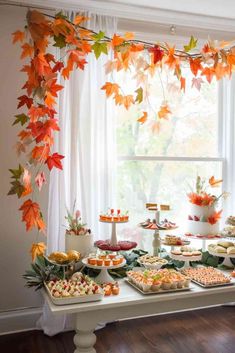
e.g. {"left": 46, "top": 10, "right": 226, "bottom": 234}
{"left": 170, "top": 253, "right": 202, "bottom": 269}
{"left": 82, "top": 258, "right": 126, "bottom": 283}
{"left": 99, "top": 220, "right": 128, "bottom": 246}
{"left": 208, "top": 249, "right": 235, "bottom": 268}
{"left": 185, "top": 235, "right": 220, "bottom": 251}
{"left": 140, "top": 209, "right": 178, "bottom": 256}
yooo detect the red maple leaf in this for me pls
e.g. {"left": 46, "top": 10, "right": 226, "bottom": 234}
{"left": 17, "top": 95, "right": 33, "bottom": 109}
{"left": 148, "top": 45, "right": 164, "bottom": 64}
{"left": 52, "top": 61, "right": 64, "bottom": 73}
{"left": 45, "top": 152, "right": 64, "bottom": 171}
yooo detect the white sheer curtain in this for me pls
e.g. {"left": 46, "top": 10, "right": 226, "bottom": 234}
{"left": 37, "top": 12, "right": 117, "bottom": 336}
{"left": 219, "top": 76, "right": 235, "bottom": 219}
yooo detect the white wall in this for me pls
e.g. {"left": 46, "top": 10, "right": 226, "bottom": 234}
{"left": 0, "top": 6, "right": 50, "bottom": 313}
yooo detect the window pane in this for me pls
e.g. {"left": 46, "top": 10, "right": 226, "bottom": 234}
{"left": 116, "top": 160, "right": 223, "bottom": 251}
{"left": 116, "top": 68, "right": 218, "bottom": 157}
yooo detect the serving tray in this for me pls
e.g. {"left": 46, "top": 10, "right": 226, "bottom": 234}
{"left": 190, "top": 279, "right": 234, "bottom": 288}
{"left": 125, "top": 278, "right": 191, "bottom": 295}
{"left": 44, "top": 283, "right": 104, "bottom": 305}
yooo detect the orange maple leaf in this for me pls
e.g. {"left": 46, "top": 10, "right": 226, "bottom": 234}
{"left": 124, "top": 32, "right": 134, "bottom": 40}
{"left": 111, "top": 34, "right": 124, "bottom": 47}
{"left": 73, "top": 15, "right": 89, "bottom": 25}
{"left": 190, "top": 58, "right": 202, "bottom": 76}
{"left": 19, "top": 199, "right": 45, "bottom": 231}
{"left": 31, "top": 145, "right": 50, "bottom": 162}
{"left": 208, "top": 210, "right": 222, "bottom": 225}
{"left": 45, "top": 92, "right": 56, "bottom": 108}
{"left": 180, "top": 77, "right": 186, "bottom": 92}
{"left": 12, "top": 30, "right": 25, "bottom": 44}
{"left": 165, "top": 46, "right": 179, "bottom": 70}
{"left": 137, "top": 112, "right": 148, "bottom": 124}
{"left": 122, "top": 95, "right": 134, "bottom": 110}
{"left": 101, "top": 82, "right": 120, "bottom": 97}
{"left": 201, "top": 67, "right": 215, "bottom": 83}
{"left": 21, "top": 43, "right": 34, "bottom": 59}
{"left": 209, "top": 176, "right": 223, "bottom": 187}
{"left": 30, "top": 242, "right": 46, "bottom": 261}
{"left": 152, "top": 121, "right": 160, "bottom": 134}
{"left": 158, "top": 104, "right": 171, "bottom": 119}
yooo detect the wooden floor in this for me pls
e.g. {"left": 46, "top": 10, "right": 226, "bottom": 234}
{"left": 1, "top": 307, "right": 235, "bottom": 353}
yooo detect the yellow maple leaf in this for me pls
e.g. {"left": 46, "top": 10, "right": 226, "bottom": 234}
{"left": 30, "top": 242, "right": 46, "bottom": 261}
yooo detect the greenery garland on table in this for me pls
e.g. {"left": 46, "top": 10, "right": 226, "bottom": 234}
{"left": 9, "top": 9, "right": 235, "bottom": 257}
{"left": 23, "top": 250, "right": 228, "bottom": 289}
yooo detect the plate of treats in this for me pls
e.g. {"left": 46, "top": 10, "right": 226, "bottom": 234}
{"left": 46, "top": 250, "right": 81, "bottom": 266}
{"left": 171, "top": 246, "right": 202, "bottom": 262}
{"left": 126, "top": 268, "right": 191, "bottom": 294}
{"left": 138, "top": 254, "right": 168, "bottom": 269}
{"left": 181, "top": 267, "right": 233, "bottom": 288}
{"left": 162, "top": 235, "right": 190, "bottom": 247}
{"left": 45, "top": 272, "right": 104, "bottom": 305}
{"left": 82, "top": 253, "right": 126, "bottom": 269}
{"left": 208, "top": 241, "right": 235, "bottom": 257}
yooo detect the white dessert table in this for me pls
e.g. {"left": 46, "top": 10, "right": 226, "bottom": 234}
{"left": 43, "top": 279, "right": 235, "bottom": 353}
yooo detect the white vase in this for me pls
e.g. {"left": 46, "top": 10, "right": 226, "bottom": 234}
{"left": 65, "top": 233, "right": 93, "bottom": 257}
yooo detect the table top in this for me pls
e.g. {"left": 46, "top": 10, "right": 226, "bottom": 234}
{"left": 43, "top": 276, "right": 235, "bottom": 315}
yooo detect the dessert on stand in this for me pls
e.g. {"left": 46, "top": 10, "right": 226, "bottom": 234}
{"left": 208, "top": 241, "right": 235, "bottom": 268}
{"left": 170, "top": 246, "right": 202, "bottom": 269}
{"left": 139, "top": 203, "right": 177, "bottom": 256}
{"left": 82, "top": 252, "right": 126, "bottom": 283}
{"left": 97, "top": 209, "right": 137, "bottom": 251}
{"left": 138, "top": 254, "right": 168, "bottom": 269}
{"left": 186, "top": 175, "right": 226, "bottom": 250}
{"left": 221, "top": 216, "right": 235, "bottom": 238}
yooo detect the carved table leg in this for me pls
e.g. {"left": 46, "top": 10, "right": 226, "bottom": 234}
{"left": 73, "top": 313, "right": 99, "bottom": 353}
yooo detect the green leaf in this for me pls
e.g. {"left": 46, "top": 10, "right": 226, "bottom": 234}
{"left": 7, "top": 180, "right": 24, "bottom": 198}
{"left": 92, "top": 42, "right": 108, "bottom": 59}
{"left": 9, "top": 164, "right": 24, "bottom": 179}
{"left": 13, "top": 113, "right": 29, "bottom": 126}
{"left": 53, "top": 34, "right": 66, "bottom": 49}
{"left": 135, "top": 87, "right": 143, "bottom": 104}
{"left": 184, "top": 36, "right": 198, "bottom": 52}
{"left": 92, "top": 31, "right": 105, "bottom": 42}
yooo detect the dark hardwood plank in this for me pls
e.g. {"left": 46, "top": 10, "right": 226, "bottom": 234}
{"left": 1, "top": 307, "right": 235, "bottom": 353}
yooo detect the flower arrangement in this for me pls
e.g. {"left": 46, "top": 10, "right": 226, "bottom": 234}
{"left": 187, "top": 175, "right": 227, "bottom": 207}
{"left": 187, "top": 176, "right": 228, "bottom": 225}
{"left": 65, "top": 206, "right": 91, "bottom": 236}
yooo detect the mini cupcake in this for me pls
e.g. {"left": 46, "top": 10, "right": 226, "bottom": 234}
{"left": 151, "top": 280, "right": 161, "bottom": 291}
{"left": 104, "top": 259, "right": 111, "bottom": 266}
{"left": 97, "top": 259, "right": 103, "bottom": 266}
{"left": 161, "top": 279, "right": 172, "bottom": 290}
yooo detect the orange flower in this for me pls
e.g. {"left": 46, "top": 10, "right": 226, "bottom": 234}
{"left": 187, "top": 192, "right": 204, "bottom": 206}
{"left": 209, "top": 176, "right": 223, "bottom": 188}
{"left": 208, "top": 210, "right": 222, "bottom": 225}
{"left": 201, "top": 192, "right": 215, "bottom": 206}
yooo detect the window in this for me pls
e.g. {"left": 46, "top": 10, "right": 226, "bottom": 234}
{"left": 114, "top": 66, "right": 223, "bottom": 244}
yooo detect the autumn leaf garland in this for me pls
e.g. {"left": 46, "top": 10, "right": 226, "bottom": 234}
{"left": 10, "top": 9, "right": 235, "bottom": 239}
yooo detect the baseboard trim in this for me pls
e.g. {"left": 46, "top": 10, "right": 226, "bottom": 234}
{"left": 0, "top": 307, "right": 42, "bottom": 335}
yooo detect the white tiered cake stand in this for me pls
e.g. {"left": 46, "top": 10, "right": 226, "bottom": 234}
{"left": 170, "top": 253, "right": 202, "bottom": 269}
{"left": 82, "top": 258, "right": 126, "bottom": 283}
{"left": 208, "top": 249, "right": 235, "bottom": 268}
{"left": 99, "top": 219, "right": 129, "bottom": 246}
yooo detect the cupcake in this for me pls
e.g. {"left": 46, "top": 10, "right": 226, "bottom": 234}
{"left": 151, "top": 280, "right": 161, "bottom": 291}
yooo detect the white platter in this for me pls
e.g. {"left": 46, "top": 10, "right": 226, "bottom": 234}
{"left": 170, "top": 253, "right": 202, "bottom": 262}
{"left": 44, "top": 283, "right": 104, "bottom": 305}
{"left": 208, "top": 248, "right": 235, "bottom": 259}
{"left": 137, "top": 259, "right": 168, "bottom": 270}
{"left": 82, "top": 258, "right": 126, "bottom": 270}
{"left": 190, "top": 279, "right": 234, "bottom": 288}
{"left": 125, "top": 278, "right": 191, "bottom": 295}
